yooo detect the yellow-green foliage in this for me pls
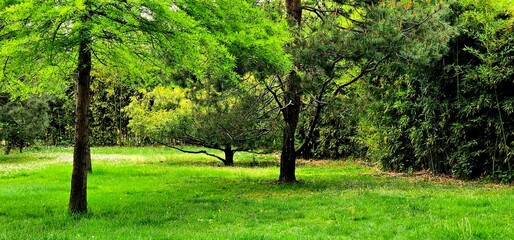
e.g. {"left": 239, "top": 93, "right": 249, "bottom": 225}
{"left": 124, "top": 86, "right": 193, "bottom": 138}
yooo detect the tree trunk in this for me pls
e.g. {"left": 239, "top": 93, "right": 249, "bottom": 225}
{"left": 286, "top": 0, "right": 302, "bottom": 26}
{"left": 278, "top": 0, "right": 303, "bottom": 183}
{"left": 279, "top": 71, "right": 302, "bottom": 183}
{"left": 86, "top": 143, "right": 92, "bottom": 173}
{"left": 69, "top": 17, "right": 92, "bottom": 214}
{"left": 5, "top": 142, "right": 11, "bottom": 155}
{"left": 279, "top": 123, "right": 298, "bottom": 182}
{"left": 223, "top": 146, "right": 234, "bottom": 166}
{"left": 19, "top": 142, "right": 23, "bottom": 153}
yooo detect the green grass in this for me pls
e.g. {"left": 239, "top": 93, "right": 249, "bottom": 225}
{"left": 0, "top": 147, "right": 513, "bottom": 239}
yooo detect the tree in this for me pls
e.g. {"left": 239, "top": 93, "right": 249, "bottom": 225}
{"left": 123, "top": 0, "right": 290, "bottom": 166}
{"left": 0, "top": 95, "right": 49, "bottom": 154}
{"left": 262, "top": 0, "right": 454, "bottom": 182}
{"left": 0, "top": 0, "right": 247, "bottom": 214}
{"left": 125, "top": 84, "right": 279, "bottom": 166}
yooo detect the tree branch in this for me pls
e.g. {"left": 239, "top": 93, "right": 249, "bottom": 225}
{"left": 3, "top": 57, "right": 9, "bottom": 77}
{"left": 266, "top": 80, "right": 284, "bottom": 110}
{"left": 401, "top": 5, "right": 444, "bottom": 34}
{"left": 333, "top": 54, "right": 389, "bottom": 95}
{"left": 152, "top": 138, "right": 226, "bottom": 162}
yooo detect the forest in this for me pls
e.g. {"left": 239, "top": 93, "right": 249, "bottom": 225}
{"left": 0, "top": 0, "right": 514, "bottom": 238}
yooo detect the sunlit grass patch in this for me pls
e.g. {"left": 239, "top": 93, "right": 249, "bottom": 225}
{"left": 0, "top": 147, "right": 513, "bottom": 239}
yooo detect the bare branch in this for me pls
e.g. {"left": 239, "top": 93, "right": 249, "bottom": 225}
{"left": 266, "top": 81, "right": 284, "bottom": 110}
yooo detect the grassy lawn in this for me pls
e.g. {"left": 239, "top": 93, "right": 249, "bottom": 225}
{"left": 0, "top": 147, "right": 513, "bottom": 239}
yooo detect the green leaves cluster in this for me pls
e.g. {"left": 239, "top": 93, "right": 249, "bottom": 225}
{"left": 0, "top": 0, "right": 291, "bottom": 154}
{"left": 295, "top": 0, "right": 454, "bottom": 159}
{"left": 356, "top": 0, "right": 514, "bottom": 181}
{"left": 0, "top": 0, "right": 290, "bottom": 96}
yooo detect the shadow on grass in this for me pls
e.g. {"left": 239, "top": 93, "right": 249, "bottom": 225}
{"left": 0, "top": 152, "right": 54, "bottom": 165}
{"left": 177, "top": 172, "right": 438, "bottom": 196}
{"left": 147, "top": 157, "right": 280, "bottom": 168}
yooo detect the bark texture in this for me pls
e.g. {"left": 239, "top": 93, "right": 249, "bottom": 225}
{"left": 279, "top": 71, "right": 302, "bottom": 182}
{"left": 69, "top": 18, "right": 92, "bottom": 214}
{"left": 278, "top": 0, "right": 303, "bottom": 183}
{"left": 223, "top": 145, "right": 235, "bottom": 166}
{"left": 86, "top": 144, "right": 92, "bottom": 173}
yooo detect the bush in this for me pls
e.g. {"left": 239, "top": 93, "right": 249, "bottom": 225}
{"left": 0, "top": 95, "right": 49, "bottom": 154}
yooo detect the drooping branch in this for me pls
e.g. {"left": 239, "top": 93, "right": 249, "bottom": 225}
{"left": 91, "top": 47, "right": 108, "bottom": 66}
{"left": 152, "top": 138, "right": 226, "bottom": 162}
{"left": 2, "top": 57, "right": 9, "bottom": 77}
{"left": 178, "top": 134, "right": 225, "bottom": 151}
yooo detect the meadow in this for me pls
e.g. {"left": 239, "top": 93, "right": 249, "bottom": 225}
{"left": 0, "top": 147, "right": 513, "bottom": 239}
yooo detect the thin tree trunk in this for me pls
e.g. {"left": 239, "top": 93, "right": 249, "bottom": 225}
{"left": 223, "top": 145, "right": 234, "bottom": 166}
{"left": 19, "top": 142, "right": 23, "bottom": 153}
{"left": 69, "top": 13, "right": 92, "bottom": 214}
{"left": 298, "top": 103, "right": 326, "bottom": 159}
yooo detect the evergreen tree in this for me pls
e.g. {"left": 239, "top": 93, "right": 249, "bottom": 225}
{"left": 265, "top": 0, "right": 453, "bottom": 182}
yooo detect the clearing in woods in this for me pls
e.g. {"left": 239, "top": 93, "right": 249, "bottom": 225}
{"left": 0, "top": 147, "right": 513, "bottom": 239}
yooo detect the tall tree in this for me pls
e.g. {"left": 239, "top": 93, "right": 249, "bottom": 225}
{"left": 0, "top": 0, "right": 246, "bottom": 214}
{"left": 264, "top": 0, "right": 453, "bottom": 182}
{"left": 278, "top": 0, "right": 302, "bottom": 182}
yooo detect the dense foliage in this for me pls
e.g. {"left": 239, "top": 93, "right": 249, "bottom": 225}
{"left": 125, "top": 85, "right": 280, "bottom": 165}
{"left": 1, "top": 0, "right": 513, "bottom": 183}
{"left": 357, "top": 0, "right": 514, "bottom": 181}
{"left": 0, "top": 95, "right": 49, "bottom": 154}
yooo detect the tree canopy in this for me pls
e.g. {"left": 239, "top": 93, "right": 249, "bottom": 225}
{"left": 1, "top": 0, "right": 513, "bottom": 216}
{"left": 0, "top": 0, "right": 291, "bottom": 213}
